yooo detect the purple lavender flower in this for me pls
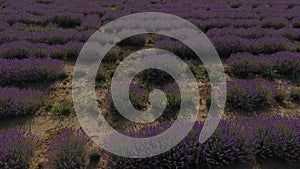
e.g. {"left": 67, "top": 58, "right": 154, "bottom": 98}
{"left": 0, "top": 58, "right": 64, "bottom": 86}
{"left": 45, "top": 129, "right": 91, "bottom": 169}
{"left": 0, "top": 130, "right": 38, "bottom": 169}
{"left": 107, "top": 118, "right": 257, "bottom": 168}
{"left": 226, "top": 79, "right": 279, "bottom": 109}
{"left": 0, "top": 87, "right": 45, "bottom": 117}
{"left": 251, "top": 116, "right": 300, "bottom": 163}
{"left": 227, "top": 52, "right": 300, "bottom": 83}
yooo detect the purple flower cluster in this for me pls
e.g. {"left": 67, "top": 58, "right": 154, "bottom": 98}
{"left": 105, "top": 83, "right": 147, "bottom": 112}
{"left": 163, "top": 82, "right": 181, "bottom": 119}
{"left": 280, "top": 27, "right": 300, "bottom": 41}
{"left": 0, "top": 58, "right": 64, "bottom": 86}
{"left": 154, "top": 39, "right": 195, "bottom": 59}
{"left": 107, "top": 115, "right": 300, "bottom": 168}
{"left": 0, "top": 130, "right": 38, "bottom": 169}
{"left": 0, "top": 0, "right": 298, "bottom": 65}
{"left": 0, "top": 29, "right": 91, "bottom": 45}
{"left": 0, "top": 40, "right": 83, "bottom": 59}
{"left": 45, "top": 129, "right": 91, "bottom": 169}
{"left": 211, "top": 35, "right": 295, "bottom": 57}
{"left": 227, "top": 52, "right": 300, "bottom": 83}
{"left": 251, "top": 116, "right": 300, "bottom": 163}
{"left": 0, "top": 87, "right": 45, "bottom": 117}
{"left": 226, "top": 79, "right": 280, "bottom": 109}
{"left": 206, "top": 27, "right": 281, "bottom": 39}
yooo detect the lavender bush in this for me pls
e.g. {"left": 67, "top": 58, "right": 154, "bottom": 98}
{"left": 45, "top": 129, "right": 91, "bottom": 169}
{"left": 0, "top": 87, "right": 45, "bottom": 117}
{"left": 107, "top": 115, "right": 300, "bottom": 168}
{"left": 0, "top": 40, "right": 83, "bottom": 59}
{"left": 226, "top": 79, "right": 278, "bottom": 110}
{"left": 105, "top": 83, "right": 149, "bottom": 118}
{"left": 252, "top": 116, "right": 300, "bottom": 163}
{"left": 0, "top": 130, "right": 38, "bottom": 169}
{"left": 107, "top": 119, "right": 252, "bottom": 168}
{"left": 227, "top": 52, "right": 300, "bottom": 83}
{"left": 0, "top": 58, "right": 64, "bottom": 86}
{"left": 211, "top": 36, "right": 295, "bottom": 57}
{"left": 291, "top": 88, "right": 300, "bottom": 101}
{"left": 154, "top": 39, "right": 196, "bottom": 60}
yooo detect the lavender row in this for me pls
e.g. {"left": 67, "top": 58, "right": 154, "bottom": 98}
{"left": 1, "top": 115, "right": 298, "bottom": 168}
{"left": 207, "top": 27, "right": 300, "bottom": 40}
{"left": 0, "top": 40, "right": 83, "bottom": 59}
{"left": 0, "top": 58, "right": 64, "bottom": 86}
{"left": 0, "top": 0, "right": 299, "bottom": 32}
{"left": 154, "top": 36, "right": 295, "bottom": 59}
{"left": 107, "top": 115, "right": 300, "bottom": 168}
{"left": 227, "top": 52, "right": 300, "bottom": 83}
{"left": 0, "top": 29, "right": 93, "bottom": 45}
{"left": 0, "top": 130, "right": 38, "bottom": 169}
{"left": 105, "top": 82, "right": 185, "bottom": 121}
{"left": 225, "top": 79, "right": 287, "bottom": 110}
{"left": 45, "top": 129, "right": 91, "bottom": 169}
{"left": 211, "top": 35, "right": 296, "bottom": 57}
{"left": 106, "top": 79, "right": 289, "bottom": 112}
{"left": 0, "top": 87, "right": 45, "bottom": 117}
{"left": 0, "top": 129, "right": 90, "bottom": 169}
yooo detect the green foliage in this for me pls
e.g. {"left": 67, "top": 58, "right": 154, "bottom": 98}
{"left": 102, "top": 47, "right": 120, "bottom": 64}
{"left": 36, "top": 0, "right": 54, "bottom": 4}
{"left": 88, "top": 147, "right": 101, "bottom": 162}
{"left": 96, "top": 66, "right": 107, "bottom": 87}
{"left": 292, "top": 88, "right": 300, "bottom": 101}
{"left": 52, "top": 16, "right": 81, "bottom": 28}
{"left": 52, "top": 100, "right": 74, "bottom": 119}
{"left": 20, "top": 26, "right": 56, "bottom": 32}
{"left": 276, "top": 88, "right": 290, "bottom": 102}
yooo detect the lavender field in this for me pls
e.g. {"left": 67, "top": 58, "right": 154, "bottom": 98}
{"left": 0, "top": 0, "right": 299, "bottom": 168}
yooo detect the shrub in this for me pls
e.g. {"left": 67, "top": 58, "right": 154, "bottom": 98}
{"left": 291, "top": 88, "right": 300, "bottom": 101}
{"left": 105, "top": 83, "right": 147, "bottom": 113}
{"left": 141, "top": 69, "right": 174, "bottom": 86}
{"left": 164, "top": 83, "right": 181, "bottom": 110}
{"left": 0, "top": 130, "right": 38, "bottom": 169}
{"left": 206, "top": 27, "right": 278, "bottom": 39}
{"left": 280, "top": 28, "right": 300, "bottom": 41}
{"left": 293, "top": 22, "right": 300, "bottom": 28}
{"left": 194, "top": 120, "right": 253, "bottom": 168}
{"left": 226, "top": 79, "right": 278, "bottom": 110}
{"left": 226, "top": 53, "right": 257, "bottom": 78}
{"left": 107, "top": 119, "right": 254, "bottom": 169}
{"left": 102, "top": 46, "right": 121, "bottom": 64}
{"left": 0, "top": 58, "right": 64, "bottom": 86}
{"left": 211, "top": 36, "right": 295, "bottom": 57}
{"left": 227, "top": 52, "right": 300, "bottom": 83}
{"left": 95, "top": 66, "right": 107, "bottom": 87}
{"left": 88, "top": 147, "right": 101, "bottom": 162}
{"left": 0, "top": 87, "right": 45, "bottom": 117}
{"left": 45, "top": 129, "right": 91, "bottom": 169}
{"left": 52, "top": 15, "right": 81, "bottom": 28}
{"left": 277, "top": 87, "right": 291, "bottom": 102}
{"left": 0, "top": 41, "right": 31, "bottom": 59}
{"left": 252, "top": 116, "right": 300, "bottom": 163}
{"left": 47, "top": 42, "right": 83, "bottom": 59}
{"left": 273, "top": 52, "right": 300, "bottom": 84}
{"left": 154, "top": 39, "right": 196, "bottom": 59}
{"left": 210, "top": 35, "right": 245, "bottom": 58}
{"left": 261, "top": 20, "right": 286, "bottom": 29}
{"left": 52, "top": 100, "right": 74, "bottom": 119}
{"left": 36, "top": 0, "right": 53, "bottom": 4}
{"left": 139, "top": 54, "right": 184, "bottom": 86}
{"left": 118, "top": 35, "right": 146, "bottom": 47}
